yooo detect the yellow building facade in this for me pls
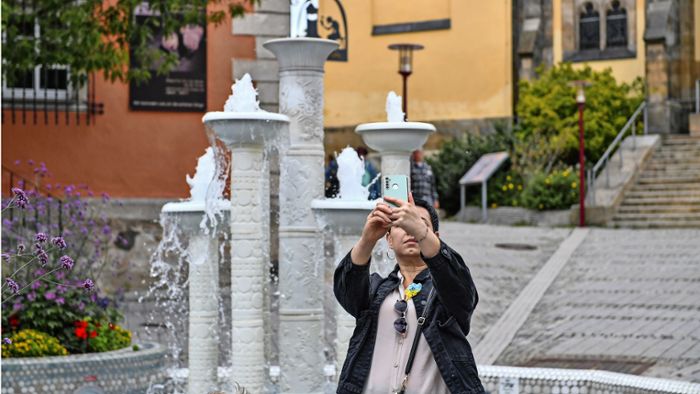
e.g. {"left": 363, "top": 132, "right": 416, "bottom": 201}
{"left": 317, "top": 0, "right": 699, "bottom": 152}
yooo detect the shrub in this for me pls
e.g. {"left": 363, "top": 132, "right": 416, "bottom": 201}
{"left": 68, "top": 318, "right": 131, "bottom": 353}
{"left": 1, "top": 329, "right": 68, "bottom": 357}
{"left": 426, "top": 125, "right": 515, "bottom": 216}
{"left": 516, "top": 63, "right": 643, "bottom": 174}
{"left": 520, "top": 167, "right": 580, "bottom": 210}
{"left": 1, "top": 160, "right": 130, "bottom": 354}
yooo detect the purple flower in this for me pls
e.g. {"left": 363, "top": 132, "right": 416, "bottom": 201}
{"left": 54, "top": 271, "right": 66, "bottom": 280}
{"left": 82, "top": 279, "right": 95, "bottom": 292}
{"left": 101, "top": 192, "right": 110, "bottom": 202}
{"left": 78, "top": 301, "right": 86, "bottom": 311}
{"left": 1, "top": 253, "right": 10, "bottom": 261}
{"left": 11, "top": 188, "right": 28, "bottom": 209}
{"left": 51, "top": 236, "right": 67, "bottom": 250}
{"left": 6, "top": 278, "right": 20, "bottom": 294}
{"left": 2, "top": 338, "right": 11, "bottom": 345}
{"left": 55, "top": 297, "right": 65, "bottom": 305}
{"left": 36, "top": 249, "right": 49, "bottom": 266}
{"left": 44, "top": 292, "right": 56, "bottom": 301}
{"left": 56, "top": 284, "right": 68, "bottom": 294}
{"left": 17, "top": 244, "right": 25, "bottom": 253}
{"left": 27, "top": 159, "right": 35, "bottom": 166}
{"left": 30, "top": 280, "right": 42, "bottom": 290}
{"left": 35, "top": 232, "right": 48, "bottom": 243}
{"left": 59, "top": 255, "right": 74, "bottom": 270}
{"left": 27, "top": 292, "right": 36, "bottom": 301}
{"left": 102, "top": 225, "right": 111, "bottom": 235}
{"left": 13, "top": 159, "right": 20, "bottom": 165}
{"left": 12, "top": 302, "right": 23, "bottom": 312}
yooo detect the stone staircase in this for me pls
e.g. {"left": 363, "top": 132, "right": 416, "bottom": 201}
{"left": 611, "top": 135, "right": 700, "bottom": 228}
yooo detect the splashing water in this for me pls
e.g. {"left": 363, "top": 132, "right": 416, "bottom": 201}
{"left": 386, "top": 91, "right": 405, "bottom": 123}
{"left": 224, "top": 73, "right": 261, "bottom": 113}
{"left": 186, "top": 147, "right": 216, "bottom": 202}
{"left": 335, "top": 147, "right": 372, "bottom": 201}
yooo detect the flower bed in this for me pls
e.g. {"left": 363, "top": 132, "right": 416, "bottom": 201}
{"left": 1, "top": 342, "right": 167, "bottom": 394}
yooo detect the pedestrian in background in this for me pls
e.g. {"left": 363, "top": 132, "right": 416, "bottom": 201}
{"left": 410, "top": 150, "right": 440, "bottom": 209}
{"left": 355, "top": 146, "right": 380, "bottom": 200}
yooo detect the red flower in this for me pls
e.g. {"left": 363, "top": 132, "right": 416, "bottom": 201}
{"left": 75, "top": 327, "right": 87, "bottom": 339}
{"left": 89, "top": 330, "right": 97, "bottom": 338}
{"left": 74, "top": 320, "right": 89, "bottom": 339}
{"left": 8, "top": 315, "right": 19, "bottom": 328}
{"left": 108, "top": 323, "right": 115, "bottom": 330}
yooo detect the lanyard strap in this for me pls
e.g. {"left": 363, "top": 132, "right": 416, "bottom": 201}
{"left": 395, "top": 286, "right": 436, "bottom": 394}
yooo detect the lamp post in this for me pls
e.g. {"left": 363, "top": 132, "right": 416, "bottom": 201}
{"left": 571, "top": 80, "right": 590, "bottom": 227}
{"left": 388, "top": 43, "right": 424, "bottom": 120}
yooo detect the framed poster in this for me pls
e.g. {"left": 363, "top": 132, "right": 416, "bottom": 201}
{"left": 129, "top": 4, "right": 207, "bottom": 111}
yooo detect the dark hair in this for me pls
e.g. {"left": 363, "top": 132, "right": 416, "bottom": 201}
{"left": 355, "top": 146, "right": 369, "bottom": 157}
{"left": 413, "top": 199, "right": 439, "bottom": 232}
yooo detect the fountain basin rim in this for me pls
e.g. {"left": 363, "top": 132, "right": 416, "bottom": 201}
{"left": 355, "top": 122, "right": 436, "bottom": 132}
{"left": 311, "top": 199, "right": 379, "bottom": 210}
{"left": 263, "top": 37, "right": 339, "bottom": 47}
{"left": 202, "top": 111, "right": 289, "bottom": 123}
{"left": 161, "top": 199, "right": 230, "bottom": 213}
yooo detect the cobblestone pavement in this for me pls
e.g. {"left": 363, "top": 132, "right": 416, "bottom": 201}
{"left": 439, "top": 222, "right": 572, "bottom": 346}
{"left": 489, "top": 228, "right": 700, "bottom": 382}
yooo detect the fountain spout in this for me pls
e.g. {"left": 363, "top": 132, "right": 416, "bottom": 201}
{"left": 386, "top": 91, "right": 405, "bottom": 123}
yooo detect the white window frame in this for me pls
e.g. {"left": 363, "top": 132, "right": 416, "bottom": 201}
{"left": 2, "top": 17, "right": 80, "bottom": 103}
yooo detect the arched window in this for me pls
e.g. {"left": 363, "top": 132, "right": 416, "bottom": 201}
{"left": 579, "top": 2, "right": 600, "bottom": 50}
{"left": 606, "top": 0, "right": 627, "bottom": 47}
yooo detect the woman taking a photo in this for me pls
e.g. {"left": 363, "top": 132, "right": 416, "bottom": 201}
{"left": 334, "top": 194, "right": 484, "bottom": 394}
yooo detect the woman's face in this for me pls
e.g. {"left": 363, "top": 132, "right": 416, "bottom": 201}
{"left": 386, "top": 206, "right": 435, "bottom": 259}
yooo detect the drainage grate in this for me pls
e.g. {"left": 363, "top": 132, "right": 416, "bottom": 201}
{"left": 494, "top": 243, "right": 538, "bottom": 251}
{"left": 520, "top": 357, "right": 654, "bottom": 374}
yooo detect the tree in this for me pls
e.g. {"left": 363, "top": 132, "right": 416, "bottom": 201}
{"left": 1, "top": 0, "right": 259, "bottom": 86}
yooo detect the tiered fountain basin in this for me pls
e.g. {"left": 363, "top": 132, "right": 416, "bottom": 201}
{"left": 202, "top": 112, "right": 290, "bottom": 146}
{"left": 311, "top": 199, "right": 377, "bottom": 235}
{"left": 354, "top": 122, "right": 436, "bottom": 153}
{"left": 1, "top": 342, "right": 167, "bottom": 394}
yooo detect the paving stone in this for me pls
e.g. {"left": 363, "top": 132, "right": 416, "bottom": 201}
{"left": 485, "top": 227, "right": 700, "bottom": 381}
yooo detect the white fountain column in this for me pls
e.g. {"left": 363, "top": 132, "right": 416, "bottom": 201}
{"left": 162, "top": 146, "right": 227, "bottom": 394}
{"left": 310, "top": 200, "right": 374, "bottom": 380}
{"left": 204, "top": 111, "right": 289, "bottom": 393}
{"left": 185, "top": 215, "right": 221, "bottom": 394}
{"left": 263, "top": 37, "right": 338, "bottom": 394}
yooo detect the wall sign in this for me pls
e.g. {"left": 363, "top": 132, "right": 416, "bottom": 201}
{"left": 129, "top": 4, "right": 207, "bottom": 112}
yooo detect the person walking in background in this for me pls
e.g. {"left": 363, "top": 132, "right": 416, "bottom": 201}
{"left": 355, "top": 146, "right": 380, "bottom": 200}
{"left": 410, "top": 150, "right": 440, "bottom": 209}
{"left": 325, "top": 154, "right": 340, "bottom": 198}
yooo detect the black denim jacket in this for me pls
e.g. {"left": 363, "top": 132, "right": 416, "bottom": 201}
{"left": 333, "top": 240, "right": 485, "bottom": 394}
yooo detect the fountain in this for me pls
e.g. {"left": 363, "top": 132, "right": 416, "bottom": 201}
{"left": 263, "top": 37, "right": 338, "bottom": 394}
{"left": 355, "top": 91, "right": 436, "bottom": 177}
{"left": 160, "top": 147, "right": 230, "bottom": 394}
{"left": 203, "top": 73, "right": 289, "bottom": 393}
{"left": 310, "top": 148, "right": 377, "bottom": 382}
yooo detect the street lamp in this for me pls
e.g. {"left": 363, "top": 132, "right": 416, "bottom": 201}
{"left": 388, "top": 43, "right": 424, "bottom": 120}
{"left": 570, "top": 80, "right": 590, "bottom": 227}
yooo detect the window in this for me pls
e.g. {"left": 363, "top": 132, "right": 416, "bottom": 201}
{"left": 606, "top": 1, "right": 627, "bottom": 48}
{"left": 579, "top": 2, "right": 600, "bottom": 50}
{"left": 2, "top": 16, "right": 73, "bottom": 101}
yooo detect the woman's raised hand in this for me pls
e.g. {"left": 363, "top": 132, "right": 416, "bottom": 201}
{"left": 351, "top": 203, "right": 393, "bottom": 265}
{"left": 360, "top": 203, "right": 393, "bottom": 244}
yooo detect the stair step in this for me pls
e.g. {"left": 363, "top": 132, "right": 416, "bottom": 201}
{"left": 640, "top": 170, "right": 700, "bottom": 178}
{"left": 618, "top": 205, "right": 700, "bottom": 214}
{"left": 630, "top": 182, "right": 700, "bottom": 190}
{"left": 622, "top": 196, "right": 700, "bottom": 205}
{"left": 625, "top": 191, "right": 700, "bottom": 200}
{"left": 661, "top": 136, "right": 700, "bottom": 144}
{"left": 611, "top": 212, "right": 700, "bottom": 220}
{"left": 609, "top": 220, "right": 700, "bottom": 229}
{"left": 636, "top": 176, "right": 700, "bottom": 184}
{"left": 643, "top": 163, "right": 700, "bottom": 171}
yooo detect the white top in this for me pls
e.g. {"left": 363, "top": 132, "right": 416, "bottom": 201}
{"left": 363, "top": 272, "right": 449, "bottom": 394}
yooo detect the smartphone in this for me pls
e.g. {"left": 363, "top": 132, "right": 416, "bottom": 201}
{"left": 382, "top": 175, "right": 409, "bottom": 207}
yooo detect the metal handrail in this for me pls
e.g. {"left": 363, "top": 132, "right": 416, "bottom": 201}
{"left": 587, "top": 101, "right": 647, "bottom": 205}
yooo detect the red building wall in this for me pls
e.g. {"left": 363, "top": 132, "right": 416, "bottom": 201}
{"left": 2, "top": 11, "right": 255, "bottom": 199}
